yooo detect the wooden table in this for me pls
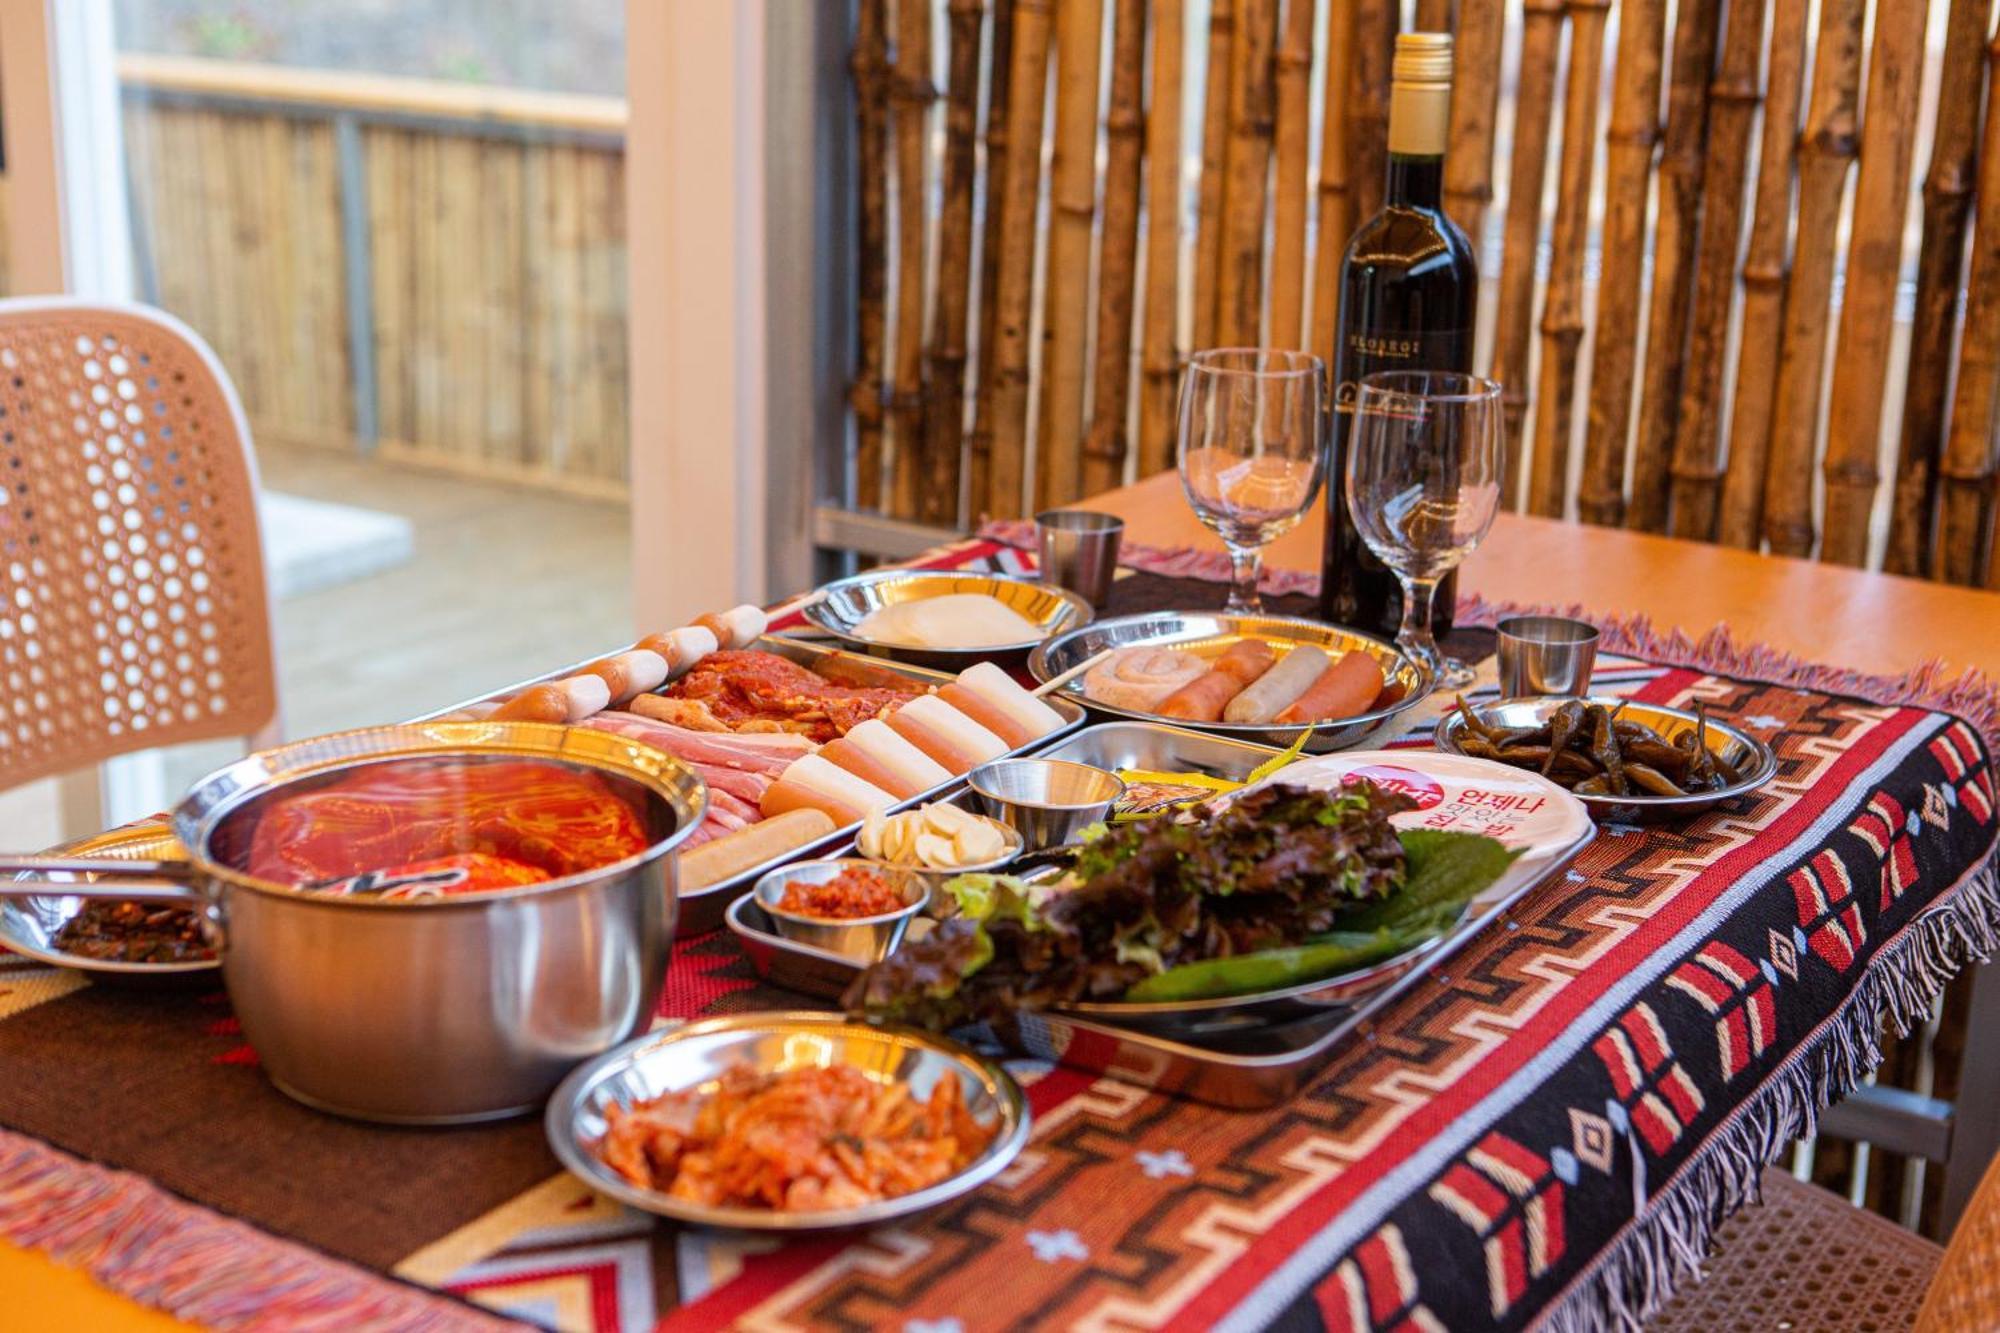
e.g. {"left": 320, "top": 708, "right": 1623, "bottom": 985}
{"left": 1090, "top": 471, "right": 2000, "bottom": 678}
{"left": 13, "top": 479, "right": 1999, "bottom": 1330}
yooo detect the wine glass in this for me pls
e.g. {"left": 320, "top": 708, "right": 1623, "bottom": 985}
{"left": 1344, "top": 371, "right": 1503, "bottom": 689}
{"left": 1176, "top": 349, "right": 1326, "bottom": 614}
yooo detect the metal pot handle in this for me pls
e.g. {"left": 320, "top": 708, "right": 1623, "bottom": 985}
{"left": 0, "top": 854, "right": 203, "bottom": 904}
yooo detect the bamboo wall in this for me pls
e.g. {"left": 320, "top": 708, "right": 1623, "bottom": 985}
{"left": 848, "top": 0, "right": 2000, "bottom": 591}
{"left": 118, "top": 57, "right": 630, "bottom": 496}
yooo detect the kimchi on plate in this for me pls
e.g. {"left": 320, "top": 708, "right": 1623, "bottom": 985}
{"left": 596, "top": 1063, "right": 997, "bottom": 1213}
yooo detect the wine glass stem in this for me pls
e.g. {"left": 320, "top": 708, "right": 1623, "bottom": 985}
{"left": 1397, "top": 574, "right": 1442, "bottom": 676}
{"left": 1224, "top": 543, "right": 1263, "bottom": 613}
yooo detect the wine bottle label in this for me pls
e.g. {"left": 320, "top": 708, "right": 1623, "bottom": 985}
{"left": 1333, "top": 328, "right": 1472, "bottom": 413}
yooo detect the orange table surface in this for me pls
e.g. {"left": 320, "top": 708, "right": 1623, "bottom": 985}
{"left": 1084, "top": 471, "right": 2000, "bottom": 679}
{"left": 0, "top": 1239, "right": 193, "bottom": 1331}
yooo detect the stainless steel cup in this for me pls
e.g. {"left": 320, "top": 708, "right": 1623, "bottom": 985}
{"left": 753, "top": 859, "right": 929, "bottom": 963}
{"left": 967, "top": 758, "right": 1125, "bottom": 852}
{"left": 1495, "top": 615, "right": 1600, "bottom": 697}
{"left": 1036, "top": 509, "right": 1123, "bottom": 609}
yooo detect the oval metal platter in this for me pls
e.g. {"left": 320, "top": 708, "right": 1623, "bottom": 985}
{"left": 0, "top": 822, "right": 217, "bottom": 983}
{"left": 546, "top": 1011, "right": 1030, "bottom": 1231}
{"left": 1027, "top": 610, "right": 1431, "bottom": 753}
{"left": 1434, "top": 695, "right": 1778, "bottom": 822}
{"left": 801, "top": 569, "right": 1093, "bottom": 670}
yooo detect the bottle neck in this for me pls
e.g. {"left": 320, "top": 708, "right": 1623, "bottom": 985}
{"left": 1385, "top": 153, "right": 1445, "bottom": 211}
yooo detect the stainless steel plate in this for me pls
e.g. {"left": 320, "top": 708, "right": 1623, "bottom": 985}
{"left": 546, "top": 1011, "right": 1030, "bottom": 1230}
{"left": 0, "top": 822, "right": 216, "bottom": 983}
{"left": 1027, "top": 611, "right": 1430, "bottom": 753}
{"left": 674, "top": 636, "right": 1085, "bottom": 932}
{"left": 802, "top": 569, "right": 1092, "bottom": 670}
{"left": 1433, "top": 695, "right": 1779, "bottom": 821}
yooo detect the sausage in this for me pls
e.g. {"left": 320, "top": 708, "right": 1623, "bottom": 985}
{"left": 820, "top": 735, "right": 925, "bottom": 800}
{"left": 583, "top": 649, "right": 668, "bottom": 704}
{"left": 679, "top": 809, "right": 836, "bottom": 891}
{"left": 1157, "top": 670, "right": 1246, "bottom": 722}
{"left": 938, "top": 681, "right": 1036, "bottom": 748}
{"left": 490, "top": 683, "right": 571, "bottom": 723}
{"left": 760, "top": 754, "right": 897, "bottom": 824}
{"left": 1222, "top": 645, "right": 1330, "bottom": 724}
{"left": 1214, "top": 639, "right": 1277, "bottom": 685}
{"left": 1157, "top": 640, "right": 1281, "bottom": 721}
{"left": 1275, "top": 651, "right": 1387, "bottom": 724}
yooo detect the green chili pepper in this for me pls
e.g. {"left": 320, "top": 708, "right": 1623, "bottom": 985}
{"left": 1123, "top": 930, "right": 1407, "bottom": 1003}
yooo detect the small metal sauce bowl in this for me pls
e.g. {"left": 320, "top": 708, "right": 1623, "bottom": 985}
{"left": 967, "top": 758, "right": 1126, "bottom": 851}
{"left": 753, "top": 859, "right": 931, "bottom": 962}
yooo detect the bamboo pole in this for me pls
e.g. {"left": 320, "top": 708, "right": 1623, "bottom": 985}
{"left": 1491, "top": 0, "right": 1562, "bottom": 507}
{"left": 1083, "top": 0, "right": 1146, "bottom": 496}
{"left": 889, "top": 0, "right": 935, "bottom": 519}
{"left": 1309, "top": 0, "right": 1356, "bottom": 375}
{"left": 850, "top": 0, "right": 891, "bottom": 511}
{"left": 1577, "top": 0, "right": 1666, "bottom": 527}
{"left": 1216, "top": 0, "right": 1279, "bottom": 348}
{"left": 1526, "top": 0, "right": 1610, "bottom": 518}
{"left": 1624, "top": 0, "right": 1722, "bottom": 533}
{"left": 1761, "top": 0, "right": 1863, "bottom": 558}
{"left": 1138, "top": 0, "right": 1185, "bottom": 477}
{"left": 1715, "top": 0, "right": 1810, "bottom": 549}
{"left": 1033, "top": 0, "right": 1104, "bottom": 510}
{"left": 1886, "top": 0, "right": 1989, "bottom": 576}
{"left": 1942, "top": 27, "right": 2000, "bottom": 586}
{"left": 1347, "top": 0, "right": 1395, "bottom": 226}
{"left": 1442, "top": 0, "right": 1503, "bottom": 247}
{"left": 920, "top": 0, "right": 986, "bottom": 528}
{"left": 1266, "top": 0, "right": 1317, "bottom": 351}
{"left": 1192, "top": 0, "right": 1237, "bottom": 351}
{"left": 967, "top": 0, "right": 1015, "bottom": 520}
{"left": 1665, "top": 0, "right": 1768, "bottom": 541}
{"left": 1818, "top": 0, "right": 1931, "bottom": 567}
{"left": 984, "top": 0, "right": 1054, "bottom": 519}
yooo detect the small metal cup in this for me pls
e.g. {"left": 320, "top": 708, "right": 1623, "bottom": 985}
{"left": 1495, "top": 615, "right": 1600, "bottom": 697}
{"left": 754, "top": 860, "right": 931, "bottom": 963}
{"left": 967, "top": 758, "right": 1125, "bottom": 852}
{"left": 1035, "top": 509, "right": 1123, "bottom": 609}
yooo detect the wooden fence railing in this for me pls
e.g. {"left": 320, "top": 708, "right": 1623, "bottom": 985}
{"left": 841, "top": 0, "right": 2000, "bottom": 591}
{"left": 117, "top": 54, "right": 631, "bottom": 498}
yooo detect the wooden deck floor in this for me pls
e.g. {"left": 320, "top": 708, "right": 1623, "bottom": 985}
{"left": 166, "top": 444, "right": 634, "bottom": 797}
{"left": 5, "top": 442, "right": 633, "bottom": 850}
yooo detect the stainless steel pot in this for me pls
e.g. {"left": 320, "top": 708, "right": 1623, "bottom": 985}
{"left": 0, "top": 722, "right": 706, "bottom": 1125}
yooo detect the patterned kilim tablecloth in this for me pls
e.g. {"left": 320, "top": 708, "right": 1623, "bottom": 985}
{"left": 2, "top": 535, "right": 1997, "bottom": 1333}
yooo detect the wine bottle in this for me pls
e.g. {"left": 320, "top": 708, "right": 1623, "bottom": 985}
{"left": 1320, "top": 31, "right": 1478, "bottom": 637}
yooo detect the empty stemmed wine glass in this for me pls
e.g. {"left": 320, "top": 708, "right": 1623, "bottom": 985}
{"left": 1176, "top": 349, "right": 1327, "bottom": 614}
{"left": 1345, "top": 371, "right": 1503, "bottom": 688}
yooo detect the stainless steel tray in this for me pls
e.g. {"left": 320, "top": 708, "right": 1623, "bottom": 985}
{"left": 671, "top": 637, "right": 1085, "bottom": 931}
{"left": 1027, "top": 611, "right": 1431, "bottom": 753}
{"left": 729, "top": 721, "right": 1595, "bottom": 1102}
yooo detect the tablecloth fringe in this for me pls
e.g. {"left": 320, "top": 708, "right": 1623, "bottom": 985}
{"left": 1541, "top": 848, "right": 2000, "bottom": 1333}
{"left": 0, "top": 1126, "right": 520, "bottom": 1333}
{"left": 1454, "top": 594, "right": 2000, "bottom": 758}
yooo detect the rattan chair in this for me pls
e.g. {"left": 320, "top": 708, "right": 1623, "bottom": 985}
{"left": 1648, "top": 1167, "right": 1944, "bottom": 1331}
{"left": 0, "top": 298, "right": 280, "bottom": 795}
{"left": 1915, "top": 1148, "right": 2000, "bottom": 1331}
